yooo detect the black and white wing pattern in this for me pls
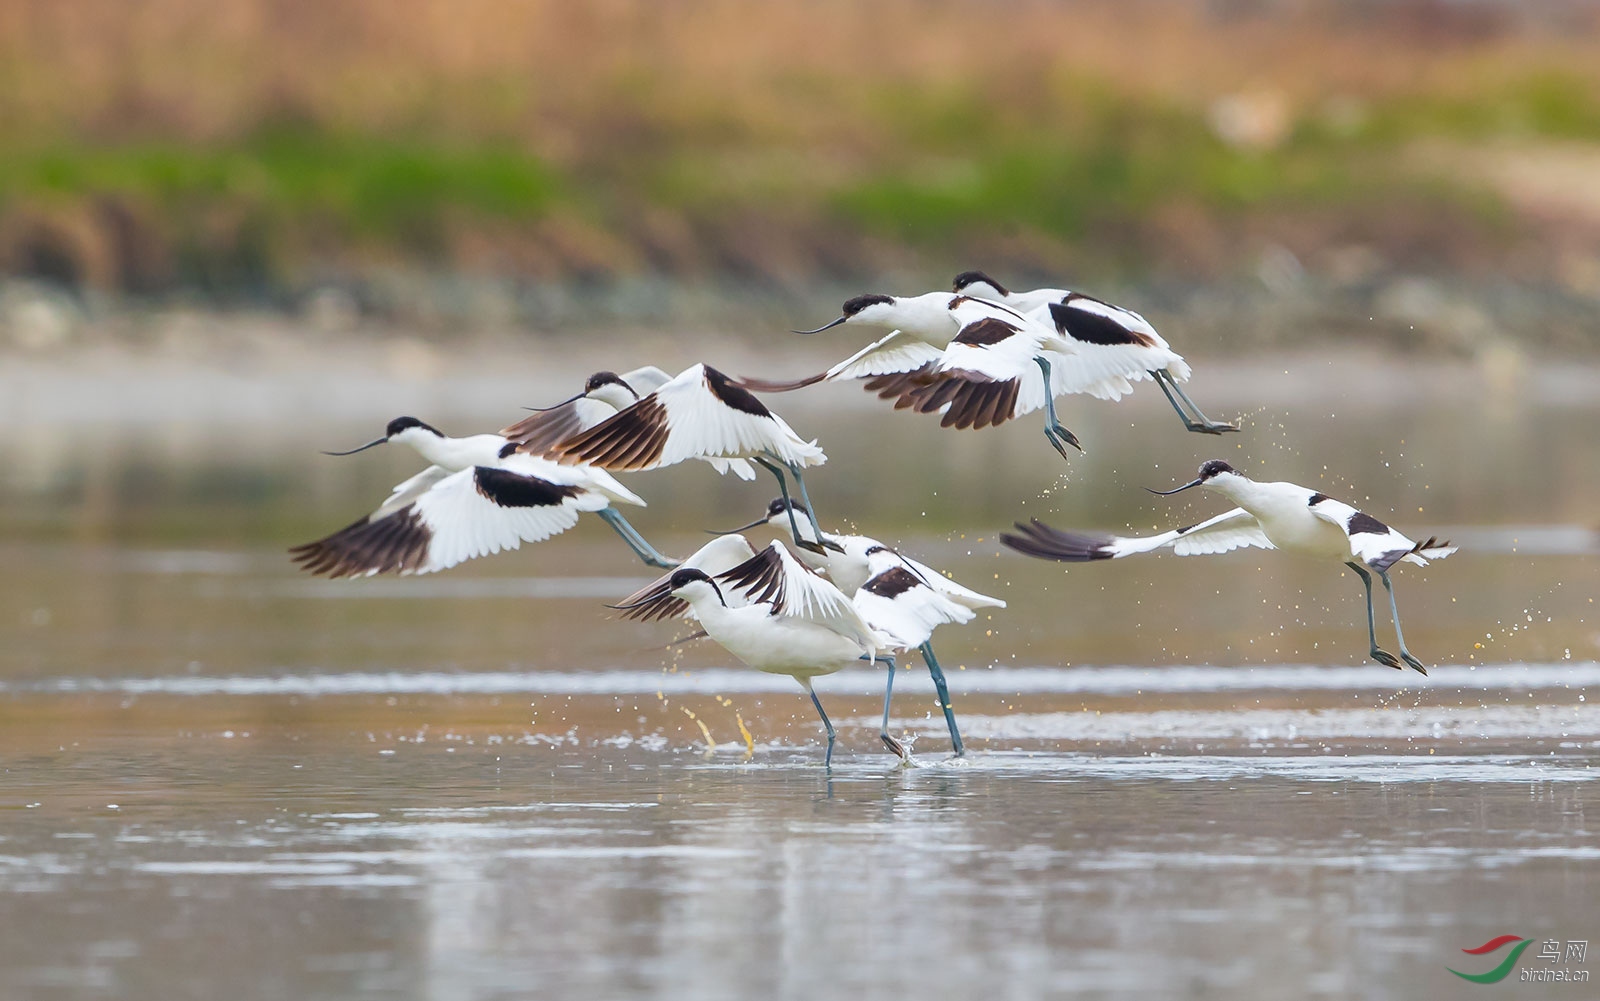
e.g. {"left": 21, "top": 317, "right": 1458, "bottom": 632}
{"left": 1003, "top": 508, "right": 1274, "bottom": 562}
{"left": 1306, "top": 494, "right": 1457, "bottom": 571}
{"left": 502, "top": 366, "right": 681, "bottom": 458}
{"left": 1028, "top": 293, "right": 1190, "bottom": 398}
{"left": 898, "top": 554, "right": 1006, "bottom": 610}
{"left": 501, "top": 397, "right": 624, "bottom": 457}
{"left": 290, "top": 454, "right": 635, "bottom": 578}
{"left": 553, "top": 364, "right": 825, "bottom": 472}
{"left": 372, "top": 464, "right": 453, "bottom": 520}
{"left": 888, "top": 298, "right": 1059, "bottom": 430}
{"left": 717, "top": 541, "right": 881, "bottom": 654}
{"left": 611, "top": 534, "right": 762, "bottom": 623}
{"left": 851, "top": 550, "right": 976, "bottom": 651}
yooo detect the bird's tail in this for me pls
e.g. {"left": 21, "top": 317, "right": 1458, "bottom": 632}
{"left": 1401, "top": 536, "right": 1458, "bottom": 566}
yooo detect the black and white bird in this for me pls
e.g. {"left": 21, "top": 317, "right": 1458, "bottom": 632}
{"left": 739, "top": 290, "right": 985, "bottom": 396}
{"left": 548, "top": 363, "right": 829, "bottom": 544}
{"left": 1002, "top": 459, "right": 1457, "bottom": 673}
{"left": 291, "top": 416, "right": 675, "bottom": 575}
{"left": 611, "top": 540, "right": 891, "bottom": 768}
{"left": 951, "top": 270, "right": 1237, "bottom": 434}
{"left": 715, "top": 497, "right": 1006, "bottom": 756}
{"left": 748, "top": 293, "right": 1093, "bottom": 459}
{"left": 502, "top": 368, "right": 756, "bottom": 480}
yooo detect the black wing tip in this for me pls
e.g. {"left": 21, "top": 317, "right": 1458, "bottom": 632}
{"left": 1000, "top": 519, "right": 1114, "bottom": 562}
{"left": 289, "top": 509, "right": 430, "bottom": 578}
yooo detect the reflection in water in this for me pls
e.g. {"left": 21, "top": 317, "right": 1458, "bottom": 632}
{"left": 1, "top": 352, "right": 1597, "bottom": 999}
{"left": 0, "top": 741, "right": 1593, "bottom": 1001}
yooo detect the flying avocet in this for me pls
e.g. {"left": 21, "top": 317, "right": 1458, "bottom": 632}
{"left": 547, "top": 363, "right": 829, "bottom": 545}
{"left": 715, "top": 497, "right": 1006, "bottom": 756}
{"left": 951, "top": 270, "right": 1236, "bottom": 434}
{"left": 746, "top": 293, "right": 1092, "bottom": 459}
{"left": 291, "top": 416, "right": 676, "bottom": 575}
{"left": 502, "top": 368, "right": 756, "bottom": 480}
{"left": 611, "top": 539, "right": 891, "bottom": 767}
{"left": 1001, "top": 459, "right": 1456, "bottom": 673}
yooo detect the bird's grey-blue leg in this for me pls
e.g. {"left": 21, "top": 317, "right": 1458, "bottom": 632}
{"left": 1378, "top": 569, "right": 1428, "bottom": 676}
{"left": 876, "top": 655, "right": 907, "bottom": 759}
{"left": 754, "top": 456, "right": 807, "bottom": 545}
{"left": 596, "top": 508, "right": 679, "bottom": 568}
{"left": 919, "top": 641, "right": 965, "bottom": 757}
{"left": 1153, "top": 369, "right": 1238, "bottom": 435}
{"left": 1034, "top": 357, "right": 1083, "bottom": 461}
{"left": 806, "top": 684, "right": 837, "bottom": 768}
{"left": 1346, "top": 561, "right": 1400, "bottom": 670}
{"left": 786, "top": 461, "right": 833, "bottom": 547}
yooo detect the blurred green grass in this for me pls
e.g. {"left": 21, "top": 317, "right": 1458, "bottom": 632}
{"left": 0, "top": 0, "right": 1598, "bottom": 294}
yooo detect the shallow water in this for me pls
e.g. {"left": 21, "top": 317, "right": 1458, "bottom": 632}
{"left": 2, "top": 348, "right": 1598, "bottom": 998}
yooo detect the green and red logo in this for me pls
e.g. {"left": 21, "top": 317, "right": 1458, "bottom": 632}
{"left": 1448, "top": 935, "right": 1533, "bottom": 984}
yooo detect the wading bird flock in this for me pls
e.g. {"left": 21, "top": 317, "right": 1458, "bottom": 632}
{"left": 293, "top": 270, "right": 1455, "bottom": 767}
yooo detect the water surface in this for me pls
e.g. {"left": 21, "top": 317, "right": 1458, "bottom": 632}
{"left": 2, "top": 347, "right": 1596, "bottom": 998}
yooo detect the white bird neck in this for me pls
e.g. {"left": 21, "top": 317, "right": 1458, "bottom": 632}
{"left": 400, "top": 432, "right": 505, "bottom": 471}
{"left": 587, "top": 384, "right": 637, "bottom": 411}
{"left": 678, "top": 587, "right": 737, "bottom": 629}
{"left": 887, "top": 293, "right": 964, "bottom": 341}
{"left": 1203, "top": 474, "right": 1305, "bottom": 515}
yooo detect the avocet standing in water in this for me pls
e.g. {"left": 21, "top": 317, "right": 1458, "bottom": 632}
{"left": 611, "top": 540, "right": 891, "bottom": 768}
{"left": 547, "top": 363, "right": 829, "bottom": 544}
{"left": 715, "top": 497, "right": 1005, "bottom": 756}
{"left": 291, "top": 416, "right": 676, "bottom": 575}
{"left": 1002, "top": 459, "right": 1456, "bottom": 673}
{"left": 951, "top": 270, "right": 1237, "bottom": 435}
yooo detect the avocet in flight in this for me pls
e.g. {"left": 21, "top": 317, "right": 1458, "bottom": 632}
{"left": 1002, "top": 459, "right": 1456, "bottom": 673}
{"left": 611, "top": 539, "right": 892, "bottom": 767}
{"left": 950, "top": 270, "right": 1236, "bottom": 435}
{"left": 715, "top": 497, "right": 1006, "bottom": 756}
{"left": 502, "top": 367, "right": 756, "bottom": 480}
{"left": 290, "top": 416, "right": 675, "bottom": 575}
{"left": 744, "top": 280, "right": 1225, "bottom": 458}
{"left": 747, "top": 293, "right": 1092, "bottom": 459}
{"left": 547, "top": 363, "right": 829, "bottom": 545}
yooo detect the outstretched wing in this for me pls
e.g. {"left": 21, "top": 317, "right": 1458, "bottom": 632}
{"left": 1306, "top": 494, "right": 1456, "bottom": 570}
{"left": 1002, "top": 508, "right": 1271, "bottom": 562}
{"left": 374, "top": 465, "right": 452, "bottom": 520}
{"left": 554, "top": 364, "right": 824, "bottom": 471}
{"left": 1010, "top": 292, "right": 1191, "bottom": 410}
{"left": 290, "top": 455, "right": 613, "bottom": 578}
{"left": 612, "top": 534, "right": 761, "bottom": 623}
{"left": 900, "top": 554, "right": 1006, "bottom": 610}
{"left": 738, "top": 331, "right": 948, "bottom": 394}
{"left": 889, "top": 302, "right": 1057, "bottom": 429}
{"left": 501, "top": 397, "right": 620, "bottom": 457}
{"left": 717, "top": 541, "right": 880, "bottom": 651}
{"left": 852, "top": 562, "right": 975, "bottom": 650}
{"left": 621, "top": 366, "right": 673, "bottom": 395}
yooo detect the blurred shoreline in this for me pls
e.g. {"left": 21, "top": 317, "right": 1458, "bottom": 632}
{"left": 2, "top": 307, "right": 1593, "bottom": 431}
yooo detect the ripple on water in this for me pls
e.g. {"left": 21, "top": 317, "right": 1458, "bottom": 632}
{"left": 6, "top": 661, "right": 1597, "bottom": 697}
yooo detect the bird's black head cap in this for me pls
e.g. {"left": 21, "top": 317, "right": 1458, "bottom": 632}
{"left": 952, "top": 270, "right": 1008, "bottom": 296}
{"left": 385, "top": 416, "right": 440, "bottom": 438}
{"left": 841, "top": 293, "right": 894, "bottom": 317}
{"left": 585, "top": 371, "right": 634, "bottom": 395}
{"left": 1198, "top": 459, "right": 1237, "bottom": 479}
{"left": 767, "top": 497, "right": 808, "bottom": 518}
